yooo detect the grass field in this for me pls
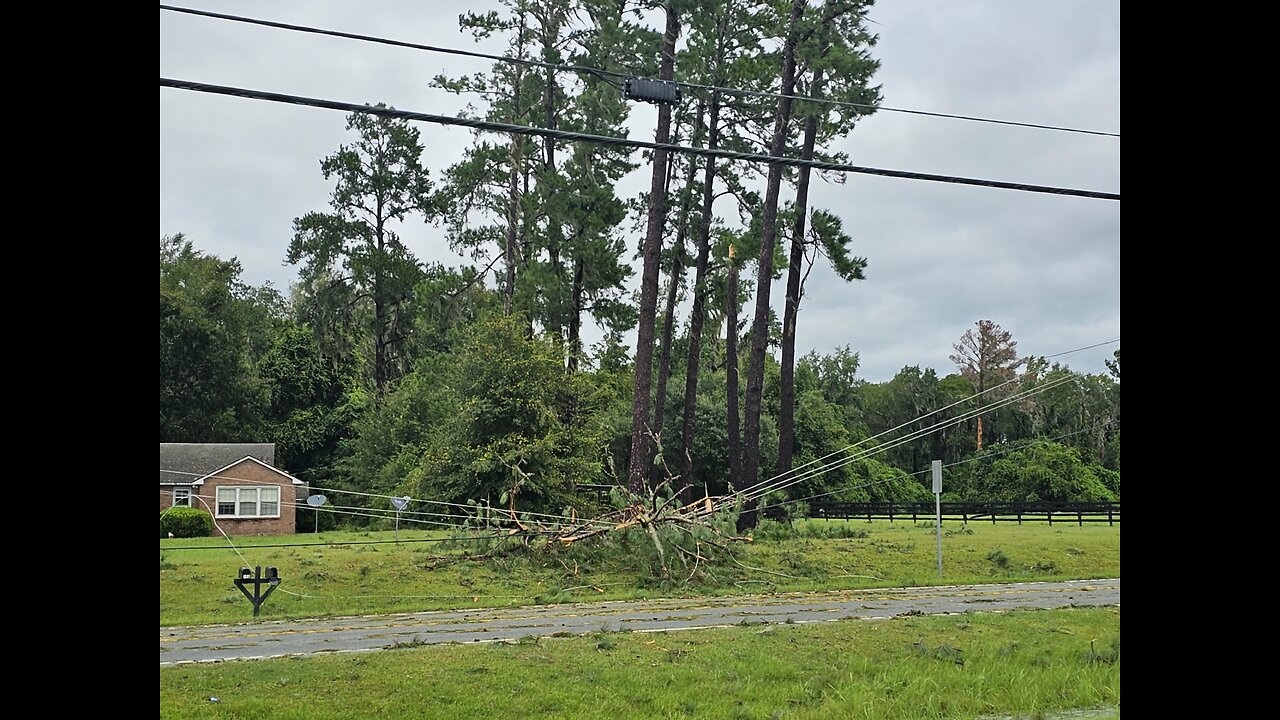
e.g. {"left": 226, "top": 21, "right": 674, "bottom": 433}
{"left": 159, "top": 606, "right": 1120, "bottom": 719}
{"left": 160, "top": 519, "right": 1120, "bottom": 626}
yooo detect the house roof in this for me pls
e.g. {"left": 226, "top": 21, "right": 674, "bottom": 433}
{"left": 160, "top": 443, "right": 276, "bottom": 485}
{"left": 191, "top": 456, "right": 305, "bottom": 487}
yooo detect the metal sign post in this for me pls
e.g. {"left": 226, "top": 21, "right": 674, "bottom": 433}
{"left": 306, "top": 494, "right": 328, "bottom": 534}
{"left": 390, "top": 496, "right": 411, "bottom": 543}
{"left": 932, "top": 460, "right": 943, "bottom": 578}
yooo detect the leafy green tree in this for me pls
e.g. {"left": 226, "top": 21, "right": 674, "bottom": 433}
{"left": 412, "top": 315, "right": 607, "bottom": 509}
{"left": 1019, "top": 359, "right": 1119, "bottom": 465}
{"left": 350, "top": 315, "right": 608, "bottom": 512}
{"left": 957, "top": 442, "right": 1118, "bottom": 503}
{"left": 258, "top": 325, "right": 362, "bottom": 483}
{"left": 160, "top": 235, "right": 277, "bottom": 441}
{"left": 287, "top": 110, "right": 438, "bottom": 402}
{"left": 862, "top": 365, "right": 974, "bottom": 473}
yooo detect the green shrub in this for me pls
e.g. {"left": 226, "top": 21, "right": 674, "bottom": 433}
{"left": 986, "top": 548, "right": 1012, "bottom": 570}
{"left": 161, "top": 507, "right": 212, "bottom": 538}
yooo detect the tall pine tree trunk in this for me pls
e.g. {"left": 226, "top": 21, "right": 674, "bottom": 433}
{"left": 628, "top": 1, "right": 680, "bottom": 492}
{"left": 742, "top": 0, "right": 806, "bottom": 491}
{"left": 777, "top": 67, "right": 827, "bottom": 475}
{"left": 567, "top": 254, "right": 584, "bottom": 371}
{"left": 726, "top": 244, "right": 743, "bottom": 486}
{"left": 503, "top": 18, "right": 527, "bottom": 317}
{"left": 653, "top": 105, "right": 705, "bottom": 484}
{"left": 373, "top": 207, "right": 389, "bottom": 403}
{"left": 679, "top": 91, "right": 723, "bottom": 487}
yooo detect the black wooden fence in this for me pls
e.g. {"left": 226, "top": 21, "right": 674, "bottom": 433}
{"left": 765, "top": 501, "right": 1119, "bottom": 526}
{"left": 576, "top": 484, "right": 1120, "bottom": 527}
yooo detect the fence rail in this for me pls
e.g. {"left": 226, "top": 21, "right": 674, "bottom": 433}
{"left": 764, "top": 501, "right": 1119, "bottom": 526}
{"left": 574, "top": 483, "right": 1121, "bottom": 527}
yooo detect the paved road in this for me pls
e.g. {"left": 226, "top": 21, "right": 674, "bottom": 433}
{"left": 160, "top": 578, "right": 1119, "bottom": 665}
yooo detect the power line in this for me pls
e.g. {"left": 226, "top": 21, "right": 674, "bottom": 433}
{"left": 159, "top": 78, "right": 1120, "bottom": 201}
{"left": 740, "top": 374, "right": 1079, "bottom": 502}
{"left": 758, "top": 421, "right": 1119, "bottom": 513}
{"left": 905, "top": 420, "right": 1119, "bottom": 478}
{"left": 307, "top": 485, "right": 619, "bottom": 528}
{"left": 162, "top": 536, "right": 471, "bottom": 551}
{"left": 734, "top": 372, "right": 1026, "bottom": 499}
{"left": 733, "top": 336, "right": 1118, "bottom": 500}
{"left": 158, "top": 4, "right": 1120, "bottom": 138}
{"left": 1044, "top": 337, "right": 1120, "bottom": 359}
{"left": 160, "top": 467, "right": 618, "bottom": 528}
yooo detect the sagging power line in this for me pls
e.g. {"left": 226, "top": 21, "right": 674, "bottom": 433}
{"left": 159, "top": 78, "right": 1120, "bottom": 201}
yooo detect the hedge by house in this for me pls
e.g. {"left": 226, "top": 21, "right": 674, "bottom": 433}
{"left": 161, "top": 506, "right": 212, "bottom": 538}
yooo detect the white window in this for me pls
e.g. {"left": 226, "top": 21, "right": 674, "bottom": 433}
{"left": 172, "top": 487, "right": 191, "bottom": 508}
{"left": 215, "top": 486, "right": 281, "bottom": 518}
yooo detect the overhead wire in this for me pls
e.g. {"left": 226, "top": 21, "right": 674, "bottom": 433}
{"left": 158, "top": 469, "right": 617, "bottom": 528}
{"left": 738, "top": 373, "right": 1079, "bottom": 502}
{"left": 733, "top": 336, "right": 1118, "bottom": 500}
{"left": 159, "top": 78, "right": 1120, "bottom": 201}
{"left": 158, "top": 4, "right": 1120, "bottom": 137}
{"left": 756, "top": 420, "right": 1119, "bottom": 513}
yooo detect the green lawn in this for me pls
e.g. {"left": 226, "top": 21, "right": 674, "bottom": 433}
{"left": 160, "top": 606, "right": 1120, "bottom": 720}
{"left": 160, "top": 519, "right": 1119, "bottom": 626}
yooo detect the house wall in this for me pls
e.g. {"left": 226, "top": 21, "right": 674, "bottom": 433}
{"left": 195, "top": 458, "right": 301, "bottom": 536}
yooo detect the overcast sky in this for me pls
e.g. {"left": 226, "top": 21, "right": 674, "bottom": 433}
{"left": 159, "top": 1, "right": 1120, "bottom": 383}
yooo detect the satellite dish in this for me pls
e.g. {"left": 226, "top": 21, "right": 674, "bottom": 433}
{"left": 390, "top": 496, "right": 411, "bottom": 511}
{"left": 306, "top": 494, "right": 328, "bottom": 507}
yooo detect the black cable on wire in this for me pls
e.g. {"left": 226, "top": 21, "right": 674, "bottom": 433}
{"left": 159, "top": 4, "right": 1119, "bottom": 138}
{"left": 159, "top": 78, "right": 1120, "bottom": 201}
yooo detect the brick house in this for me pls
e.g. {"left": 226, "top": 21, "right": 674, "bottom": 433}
{"left": 160, "top": 443, "right": 308, "bottom": 536}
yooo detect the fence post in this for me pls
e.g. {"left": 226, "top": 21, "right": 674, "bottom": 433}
{"left": 1108, "top": 504, "right": 1114, "bottom": 527}
{"left": 889, "top": 504, "right": 894, "bottom": 523}
{"left": 1078, "top": 508, "right": 1083, "bottom": 527}
{"left": 1047, "top": 509, "right": 1053, "bottom": 526}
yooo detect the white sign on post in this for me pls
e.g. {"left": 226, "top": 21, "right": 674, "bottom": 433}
{"left": 932, "top": 460, "right": 943, "bottom": 577}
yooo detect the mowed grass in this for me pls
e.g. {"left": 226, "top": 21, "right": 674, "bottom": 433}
{"left": 160, "top": 606, "right": 1120, "bottom": 720}
{"left": 160, "top": 520, "right": 1119, "bottom": 626}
